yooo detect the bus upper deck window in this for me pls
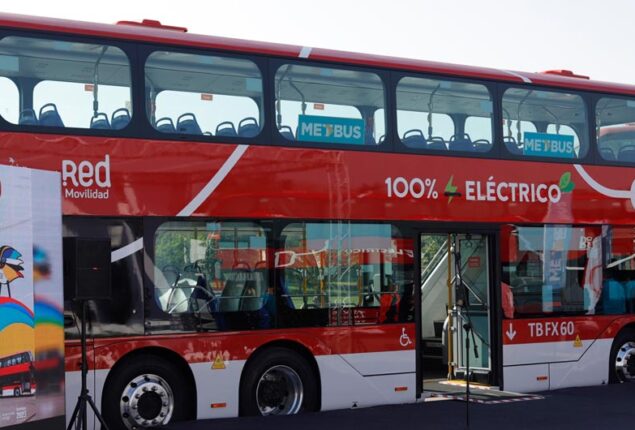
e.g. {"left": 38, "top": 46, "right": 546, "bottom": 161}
{"left": 274, "top": 64, "right": 385, "bottom": 146}
{"left": 502, "top": 88, "right": 588, "bottom": 159}
{"left": 396, "top": 77, "right": 493, "bottom": 153}
{"left": 145, "top": 51, "right": 263, "bottom": 138}
{"left": 596, "top": 97, "right": 635, "bottom": 163}
{"left": 0, "top": 36, "right": 132, "bottom": 130}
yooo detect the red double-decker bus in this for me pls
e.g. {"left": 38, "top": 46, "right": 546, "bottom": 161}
{"left": 1, "top": 12, "right": 635, "bottom": 430}
{"left": 0, "top": 352, "right": 34, "bottom": 397}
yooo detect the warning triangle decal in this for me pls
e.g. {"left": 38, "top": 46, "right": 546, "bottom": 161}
{"left": 573, "top": 334, "right": 583, "bottom": 348}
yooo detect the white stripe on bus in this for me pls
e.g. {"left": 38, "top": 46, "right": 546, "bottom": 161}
{"left": 109, "top": 144, "right": 250, "bottom": 262}
{"left": 299, "top": 46, "right": 312, "bottom": 58}
{"left": 574, "top": 164, "right": 631, "bottom": 199}
{"left": 111, "top": 238, "right": 144, "bottom": 263}
{"left": 502, "top": 69, "right": 532, "bottom": 83}
{"left": 177, "top": 144, "right": 249, "bottom": 217}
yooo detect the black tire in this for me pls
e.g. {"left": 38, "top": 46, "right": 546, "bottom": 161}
{"left": 102, "top": 355, "right": 193, "bottom": 430}
{"left": 609, "top": 328, "right": 635, "bottom": 383}
{"left": 13, "top": 387, "right": 20, "bottom": 397}
{"left": 240, "top": 347, "right": 318, "bottom": 416}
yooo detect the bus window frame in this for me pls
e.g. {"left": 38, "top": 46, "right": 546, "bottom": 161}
{"left": 3, "top": 27, "right": 635, "bottom": 171}
{"left": 591, "top": 92, "right": 635, "bottom": 167}
{"left": 0, "top": 28, "right": 137, "bottom": 137}
{"left": 391, "top": 71, "right": 501, "bottom": 159}
{"left": 139, "top": 43, "right": 271, "bottom": 145}
{"left": 501, "top": 222, "right": 606, "bottom": 319}
{"left": 144, "top": 216, "right": 276, "bottom": 332}
{"left": 497, "top": 83, "right": 595, "bottom": 165}
{"left": 268, "top": 57, "right": 392, "bottom": 153}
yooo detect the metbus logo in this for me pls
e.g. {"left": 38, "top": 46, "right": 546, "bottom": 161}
{"left": 61, "top": 155, "right": 111, "bottom": 200}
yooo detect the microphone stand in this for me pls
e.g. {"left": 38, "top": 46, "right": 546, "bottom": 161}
{"left": 66, "top": 300, "right": 110, "bottom": 430}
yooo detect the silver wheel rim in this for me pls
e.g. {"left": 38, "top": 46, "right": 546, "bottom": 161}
{"left": 256, "top": 365, "right": 304, "bottom": 415}
{"left": 615, "top": 341, "right": 635, "bottom": 382}
{"left": 119, "top": 374, "right": 174, "bottom": 429}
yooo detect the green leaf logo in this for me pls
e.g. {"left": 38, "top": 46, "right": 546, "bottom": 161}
{"left": 559, "top": 172, "right": 575, "bottom": 193}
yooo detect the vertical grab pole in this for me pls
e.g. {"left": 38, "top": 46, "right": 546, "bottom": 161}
{"left": 447, "top": 233, "right": 454, "bottom": 380}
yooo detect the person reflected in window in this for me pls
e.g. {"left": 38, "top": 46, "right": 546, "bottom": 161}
{"left": 379, "top": 277, "right": 401, "bottom": 323}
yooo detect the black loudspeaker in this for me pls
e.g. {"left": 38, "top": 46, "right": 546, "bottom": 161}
{"left": 63, "top": 237, "right": 111, "bottom": 301}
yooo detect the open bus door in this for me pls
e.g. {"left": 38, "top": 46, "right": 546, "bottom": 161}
{"left": 416, "top": 231, "right": 498, "bottom": 398}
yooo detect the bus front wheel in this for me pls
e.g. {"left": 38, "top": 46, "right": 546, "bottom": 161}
{"left": 609, "top": 328, "right": 635, "bottom": 383}
{"left": 102, "top": 355, "right": 191, "bottom": 430}
{"left": 240, "top": 347, "right": 318, "bottom": 416}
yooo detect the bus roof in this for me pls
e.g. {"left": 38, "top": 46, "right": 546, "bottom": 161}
{"left": 1, "top": 12, "right": 635, "bottom": 97}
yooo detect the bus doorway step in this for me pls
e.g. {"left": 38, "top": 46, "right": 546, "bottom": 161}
{"left": 422, "top": 379, "right": 544, "bottom": 404}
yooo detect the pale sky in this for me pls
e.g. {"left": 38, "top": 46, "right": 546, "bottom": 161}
{"left": 2, "top": 0, "right": 634, "bottom": 85}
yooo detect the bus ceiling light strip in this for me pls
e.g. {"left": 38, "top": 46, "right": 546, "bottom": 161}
{"left": 111, "top": 144, "right": 250, "bottom": 263}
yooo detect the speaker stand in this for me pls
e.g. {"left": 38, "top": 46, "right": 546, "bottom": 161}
{"left": 66, "top": 301, "right": 110, "bottom": 430}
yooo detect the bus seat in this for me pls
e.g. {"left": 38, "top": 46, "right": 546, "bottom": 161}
{"left": 427, "top": 136, "right": 448, "bottom": 150}
{"left": 600, "top": 147, "right": 615, "bottom": 160}
{"left": 602, "top": 280, "right": 626, "bottom": 314}
{"left": 111, "top": 108, "right": 131, "bottom": 130}
{"left": 238, "top": 117, "right": 260, "bottom": 137}
{"left": 504, "top": 136, "right": 522, "bottom": 154}
{"left": 473, "top": 139, "right": 491, "bottom": 152}
{"left": 218, "top": 280, "right": 243, "bottom": 312}
{"left": 90, "top": 112, "right": 111, "bottom": 129}
{"left": 239, "top": 280, "right": 263, "bottom": 311}
{"left": 402, "top": 129, "right": 427, "bottom": 148}
{"left": 176, "top": 113, "right": 202, "bottom": 135}
{"left": 216, "top": 121, "right": 237, "bottom": 137}
{"left": 155, "top": 117, "right": 176, "bottom": 133}
{"left": 449, "top": 134, "right": 473, "bottom": 151}
{"left": 18, "top": 109, "right": 38, "bottom": 125}
{"left": 617, "top": 145, "right": 635, "bottom": 162}
{"left": 278, "top": 125, "right": 294, "bottom": 140}
{"left": 38, "top": 103, "right": 64, "bottom": 127}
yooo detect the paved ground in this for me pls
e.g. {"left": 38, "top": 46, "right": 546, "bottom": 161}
{"left": 167, "top": 383, "right": 635, "bottom": 430}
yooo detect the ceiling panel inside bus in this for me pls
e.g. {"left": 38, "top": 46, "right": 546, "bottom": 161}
{"left": 0, "top": 36, "right": 131, "bottom": 86}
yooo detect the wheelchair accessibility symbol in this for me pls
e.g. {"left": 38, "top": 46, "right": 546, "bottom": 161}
{"left": 399, "top": 327, "right": 413, "bottom": 347}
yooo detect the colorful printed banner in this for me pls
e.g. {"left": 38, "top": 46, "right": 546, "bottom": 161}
{"left": 0, "top": 166, "right": 63, "bottom": 428}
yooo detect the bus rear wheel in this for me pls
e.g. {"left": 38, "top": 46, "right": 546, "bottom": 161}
{"left": 102, "top": 355, "right": 192, "bottom": 430}
{"left": 610, "top": 329, "right": 635, "bottom": 383}
{"left": 240, "top": 347, "right": 318, "bottom": 416}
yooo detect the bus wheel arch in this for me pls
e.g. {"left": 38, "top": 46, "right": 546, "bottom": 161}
{"left": 239, "top": 340, "right": 321, "bottom": 416}
{"left": 101, "top": 347, "right": 196, "bottom": 429}
{"left": 609, "top": 325, "right": 635, "bottom": 383}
